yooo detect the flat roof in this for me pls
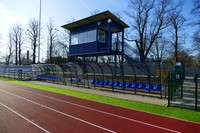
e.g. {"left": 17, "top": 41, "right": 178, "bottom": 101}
{"left": 62, "top": 10, "right": 129, "bottom": 30}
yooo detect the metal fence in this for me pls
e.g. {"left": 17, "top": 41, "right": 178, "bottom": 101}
{"left": 168, "top": 73, "right": 200, "bottom": 111}
{"left": 0, "top": 65, "right": 33, "bottom": 80}
{"left": 62, "top": 62, "right": 84, "bottom": 86}
{"left": 0, "top": 64, "right": 63, "bottom": 82}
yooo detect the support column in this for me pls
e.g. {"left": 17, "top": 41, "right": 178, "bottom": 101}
{"left": 108, "top": 24, "right": 111, "bottom": 51}
{"left": 96, "top": 56, "right": 98, "bottom": 63}
{"left": 83, "top": 56, "right": 86, "bottom": 74}
{"left": 83, "top": 56, "right": 86, "bottom": 87}
{"left": 122, "top": 30, "right": 124, "bottom": 84}
{"left": 114, "top": 54, "right": 117, "bottom": 76}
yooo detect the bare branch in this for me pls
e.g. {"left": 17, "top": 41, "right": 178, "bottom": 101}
{"left": 168, "top": 0, "right": 186, "bottom": 62}
{"left": 47, "top": 18, "right": 58, "bottom": 63}
{"left": 125, "top": 0, "right": 176, "bottom": 61}
{"left": 26, "top": 18, "right": 39, "bottom": 64}
{"left": 10, "top": 24, "right": 25, "bottom": 65}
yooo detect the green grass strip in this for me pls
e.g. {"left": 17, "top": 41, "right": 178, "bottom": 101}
{"left": 3, "top": 79, "right": 200, "bottom": 123}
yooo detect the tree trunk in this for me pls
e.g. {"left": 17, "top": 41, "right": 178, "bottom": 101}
{"left": 50, "top": 43, "right": 53, "bottom": 63}
{"left": 15, "top": 42, "right": 18, "bottom": 65}
{"left": 33, "top": 44, "right": 36, "bottom": 64}
{"left": 19, "top": 44, "right": 21, "bottom": 65}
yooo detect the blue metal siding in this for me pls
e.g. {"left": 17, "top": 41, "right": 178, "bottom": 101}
{"left": 69, "top": 42, "right": 98, "bottom": 55}
{"left": 98, "top": 42, "right": 108, "bottom": 50}
{"left": 69, "top": 41, "right": 111, "bottom": 56}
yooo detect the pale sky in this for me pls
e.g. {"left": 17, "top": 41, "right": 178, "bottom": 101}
{"left": 0, "top": 0, "right": 195, "bottom": 62}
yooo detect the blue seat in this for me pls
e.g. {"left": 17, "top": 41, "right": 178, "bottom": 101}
{"left": 96, "top": 79, "right": 101, "bottom": 85}
{"left": 69, "top": 77, "right": 75, "bottom": 82}
{"left": 106, "top": 80, "right": 111, "bottom": 86}
{"left": 141, "top": 83, "right": 149, "bottom": 90}
{"left": 128, "top": 82, "right": 135, "bottom": 88}
{"left": 77, "top": 77, "right": 82, "bottom": 83}
{"left": 149, "top": 84, "right": 156, "bottom": 90}
{"left": 122, "top": 82, "right": 129, "bottom": 88}
{"left": 58, "top": 76, "right": 62, "bottom": 81}
{"left": 117, "top": 81, "right": 123, "bottom": 87}
{"left": 134, "top": 82, "right": 141, "bottom": 89}
{"left": 43, "top": 75, "right": 47, "bottom": 79}
{"left": 156, "top": 84, "right": 165, "bottom": 91}
{"left": 51, "top": 76, "right": 55, "bottom": 80}
{"left": 46, "top": 75, "right": 50, "bottom": 80}
{"left": 38, "top": 75, "right": 42, "bottom": 79}
{"left": 44, "top": 75, "right": 48, "bottom": 80}
{"left": 55, "top": 76, "right": 59, "bottom": 81}
{"left": 47, "top": 75, "right": 50, "bottom": 80}
{"left": 49, "top": 76, "right": 52, "bottom": 80}
{"left": 109, "top": 80, "right": 117, "bottom": 86}
{"left": 91, "top": 79, "right": 96, "bottom": 84}
{"left": 101, "top": 80, "right": 107, "bottom": 85}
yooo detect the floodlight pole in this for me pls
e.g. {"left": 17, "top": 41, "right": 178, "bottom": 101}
{"left": 38, "top": 0, "right": 42, "bottom": 63}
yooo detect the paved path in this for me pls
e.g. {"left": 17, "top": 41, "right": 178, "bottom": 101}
{"left": 30, "top": 81, "right": 168, "bottom": 106}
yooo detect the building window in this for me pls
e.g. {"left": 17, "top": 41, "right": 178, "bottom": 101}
{"left": 71, "top": 34, "right": 78, "bottom": 45}
{"left": 79, "top": 32, "right": 87, "bottom": 44}
{"left": 88, "top": 30, "right": 96, "bottom": 42}
{"left": 98, "top": 30, "right": 105, "bottom": 43}
{"left": 70, "top": 30, "right": 96, "bottom": 45}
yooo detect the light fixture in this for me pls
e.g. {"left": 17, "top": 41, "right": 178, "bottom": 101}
{"left": 97, "top": 21, "right": 101, "bottom": 25}
{"left": 107, "top": 18, "right": 112, "bottom": 23}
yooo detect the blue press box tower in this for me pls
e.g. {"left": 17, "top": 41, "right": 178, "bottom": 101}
{"left": 62, "top": 11, "right": 129, "bottom": 58}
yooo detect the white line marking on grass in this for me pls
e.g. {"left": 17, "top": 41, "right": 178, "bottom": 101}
{"left": 0, "top": 89, "right": 116, "bottom": 133}
{"left": 14, "top": 88, "right": 180, "bottom": 133}
{"left": 0, "top": 102, "right": 50, "bottom": 133}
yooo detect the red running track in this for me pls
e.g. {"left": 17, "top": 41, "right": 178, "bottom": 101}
{"left": 0, "top": 81, "right": 199, "bottom": 133}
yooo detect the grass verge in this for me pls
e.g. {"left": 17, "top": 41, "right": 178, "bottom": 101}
{"left": 2, "top": 79, "right": 200, "bottom": 123}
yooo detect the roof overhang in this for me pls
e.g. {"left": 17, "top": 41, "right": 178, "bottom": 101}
{"left": 61, "top": 10, "right": 129, "bottom": 31}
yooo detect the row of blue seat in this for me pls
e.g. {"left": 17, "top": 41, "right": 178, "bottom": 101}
{"left": 36, "top": 74, "right": 62, "bottom": 81}
{"left": 91, "top": 79, "right": 164, "bottom": 91}
{"left": 68, "top": 77, "right": 84, "bottom": 83}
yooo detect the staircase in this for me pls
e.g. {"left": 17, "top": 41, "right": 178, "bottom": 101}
{"left": 123, "top": 42, "right": 156, "bottom": 77}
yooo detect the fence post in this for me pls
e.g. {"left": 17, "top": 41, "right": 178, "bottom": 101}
{"left": 168, "top": 73, "right": 171, "bottom": 107}
{"left": 159, "top": 61, "right": 162, "bottom": 99}
{"left": 195, "top": 73, "right": 198, "bottom": 111}
{"left": 180, "top": 73, "right": 183, "bottom": 98}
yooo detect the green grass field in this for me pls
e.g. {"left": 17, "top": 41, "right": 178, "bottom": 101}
{"left": 1, "top": 78, "right": 200, "bottom": 123}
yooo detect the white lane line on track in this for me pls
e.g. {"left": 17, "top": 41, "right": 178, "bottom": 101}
{"left": 13, "top": 87, "right": 181, "bottom": 133}
{"left": 0, "top": 89, "right": 116, "bottom": 133}
{"left": 0, "top": 102, "right": 50, "bottom": 133}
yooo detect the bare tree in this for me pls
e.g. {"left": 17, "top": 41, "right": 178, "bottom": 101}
{"left": 191, "top": 0, "right": 200, "bottom": 26}
{"left": 193, "top": 54, "right": 200, "bottom": 67}
{"left": 168, "top": 1, "right": 186, "bottom": 62}
{"left": 90, "top": 10, "right": 100, "bottom": 15}
{"left": 10, "top": 24, "right": 25, "bottom": 65}
{"left": 125, "top": 0, "right": 177, "bottom": 61}
{"left": 5, "top": 33, "right": 15, "bottom": 65}
{"left": 59, "top": 29, "right": 70, "bottom": 57}
{"left": 47, "top": 18, "right": 57, "bottom": 63}
{"left": 27, "top": 19, "right": 39, "bottom": 64}
{"left": 149, "top": 37, "right": 170, "bottom": 61}
{"left": 192, "top": 31, "right": 200, "bottom": 53}
{"left": 191, "top": 0, "right": 200, "bottom": 53}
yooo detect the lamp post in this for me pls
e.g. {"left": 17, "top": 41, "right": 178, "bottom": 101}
{"left": 38, "top": 0, "right": 42, "bottom": 63}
